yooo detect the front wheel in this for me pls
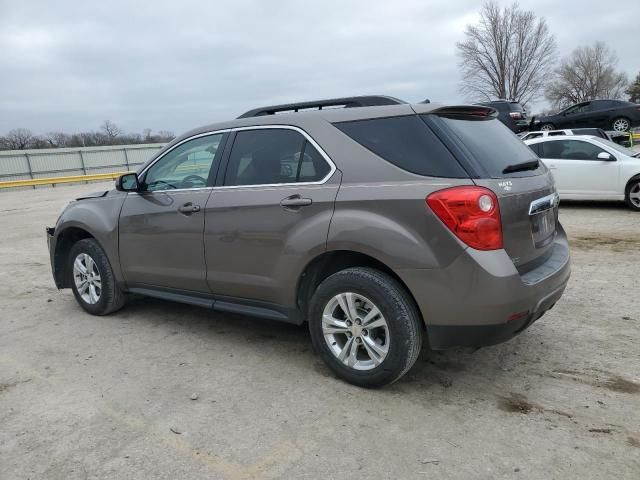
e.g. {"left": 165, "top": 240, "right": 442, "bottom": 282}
{"left": 308, "top": 267, "right": 423, "bottom": 387}
{"left": 539, "top": 123, "right": 555, "bottom": 132}
{"left": 67, "top": 238, "right": 127, "bottom": 315}
{"left": 625, "top": 178, "right": 640, "bottom": 211}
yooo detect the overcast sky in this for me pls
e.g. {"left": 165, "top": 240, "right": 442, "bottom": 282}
{"left": 1, "top": 0, "right": 638, "bottom": 135}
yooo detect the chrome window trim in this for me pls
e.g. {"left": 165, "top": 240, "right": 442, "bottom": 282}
{"left": 137, "top": 129, "right": 231, "bottom": 180}
{"left": 135, "top": 125, "right": 337, "bottom": 193}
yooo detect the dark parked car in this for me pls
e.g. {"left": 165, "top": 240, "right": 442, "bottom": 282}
{"left": 477, "top": 100, "right": 529, "bottom": 133}
{"left": 47, "top": 96, "right": 570, "bottom": 387}
{"left": 536, "top": 99, "right": 640, "bottom": 132}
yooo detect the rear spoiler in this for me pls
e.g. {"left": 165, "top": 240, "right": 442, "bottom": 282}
{"left": 429, "top": 105, "right": 498, "bottom": 119}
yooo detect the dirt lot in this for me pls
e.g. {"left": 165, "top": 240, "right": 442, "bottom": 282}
{"left": 1, "top": 182, "right": 639, "bottom": 479}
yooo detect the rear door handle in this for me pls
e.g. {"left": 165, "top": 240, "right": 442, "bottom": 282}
{"left": 280, "top": 195, "right": 312, "bottom": 208}
{"left": 178, "top": 202, "right": 201, "bottom": 215}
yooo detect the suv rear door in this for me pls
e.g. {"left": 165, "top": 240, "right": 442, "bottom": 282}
{"left": 204, "top": 127, "right": 340, "bottom": 306}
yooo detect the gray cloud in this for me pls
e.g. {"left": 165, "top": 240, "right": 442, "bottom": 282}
{"left": 1, "top": 0, "right": 638, "bottom": 135}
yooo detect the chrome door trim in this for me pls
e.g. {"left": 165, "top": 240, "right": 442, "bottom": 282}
{"left": 529, "top": 192, "right": 559, "bottom": 215}
{"left": 136, "top": 125, "right": 337, "bottom": 192}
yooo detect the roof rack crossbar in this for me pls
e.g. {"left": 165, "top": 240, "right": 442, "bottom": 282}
{"left": 237, "top": 95, "right": 406, "bottom": 118}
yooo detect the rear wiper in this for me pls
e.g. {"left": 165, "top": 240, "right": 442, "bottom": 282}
{"left": 502, "top": 159, "right": 539, "bottom": 174}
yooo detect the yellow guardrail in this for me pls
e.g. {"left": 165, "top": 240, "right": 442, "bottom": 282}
{"left": 0, "top": 171, "right": 128, "bottom": 189}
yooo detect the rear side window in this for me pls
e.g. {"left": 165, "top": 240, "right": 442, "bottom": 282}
{"left": 334, "top": 116, "right": 467, "bottom": 178}
{"left": 428, "top": 115, "right": 542, "bottom": 178}
{"left": 224, "top": 129, "right": 331, "bottom": 186}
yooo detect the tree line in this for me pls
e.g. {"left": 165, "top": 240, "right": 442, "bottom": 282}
{"left": 457, "top": 2, "right": 640, "bottom": 111}
{"left": 0, "top": 120, "right": 175, "bottom": 151}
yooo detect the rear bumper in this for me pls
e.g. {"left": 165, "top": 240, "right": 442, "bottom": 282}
{"left": 397, "top": 225, "right": 571, "bottom": 349}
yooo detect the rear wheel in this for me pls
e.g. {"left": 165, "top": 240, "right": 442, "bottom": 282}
{"left": 308, "top": 267, "right": 422, "bottom": 388}
{"left": 539, "top": 123, "right": 555, "bottom": 131}
{"left": 625, "top": 178, "right": 640, "bottom": 211}
{"left": 611, "top": 117, "right": 631, "bottom": 132}
{"left": 68, "top": 239, "right": 126, "bottom": 315}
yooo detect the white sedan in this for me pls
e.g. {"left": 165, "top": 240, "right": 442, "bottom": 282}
{"left": 524, "top": 135, "right": 640, "bottom": 211}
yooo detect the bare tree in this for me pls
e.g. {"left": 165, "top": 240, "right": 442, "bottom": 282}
{"left": 45, "top": 131, "right": 70, "bottom": 148}
{"left": 545, "top": 42, "right": 628, "bottom": 109}
{"left": 0, "top": 128, "right": 35, "bottom": 150}
{"left": 457, "top": 1, "right": 557, "bottom": 104}
{"left": 100, "top": 120, "right": 122, "bottom": 139}
{"left": 157, "top": 130, "right": 175, "bottom": 140}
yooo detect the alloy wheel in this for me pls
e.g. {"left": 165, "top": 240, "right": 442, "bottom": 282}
{"left": 612, "top": 118, "right": 630, "bottom": 132}
{"left": 629, "top": 183, "right": 640, "bottom": 208}
{"left": 73, "top": 253, "right": 102, "bottom": 304}
{"left": 322, "top": 292, "right": 389, "bottom": 371}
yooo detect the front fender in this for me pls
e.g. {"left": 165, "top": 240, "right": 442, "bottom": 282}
{"left": 52, "top": 193, "right": 126, "bottom": 285}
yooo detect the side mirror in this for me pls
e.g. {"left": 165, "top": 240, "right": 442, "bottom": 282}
{"left": 597, "top": 152, "right": 615, "bottom": 161}
{"left": 116, "top": 172, "right": 140, "bottom": 191}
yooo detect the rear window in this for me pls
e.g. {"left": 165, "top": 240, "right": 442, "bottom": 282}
{"left": 334, "top": 115, "right": 468, "bottom": 178}
{"left": 508, "top": 102, "right": 524, "bottom": 112}
{"left": 427, "top": 115, "right": 543, "bottom": 178}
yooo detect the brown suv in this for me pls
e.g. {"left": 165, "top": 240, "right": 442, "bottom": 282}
{"left": 47, "top": 96, "right": 570, "bottom": 387}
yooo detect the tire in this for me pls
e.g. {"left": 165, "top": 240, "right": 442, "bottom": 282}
{"left": 539, "top": 123, "right": 555, "bottom": 132}
{"left": 611, "top": 117, "right": 631, "bottom": 132}
{"left": 308, "top": 267, "right": 423, "bottom": 388}
{"left": 625, "top": 177, "right": 640, "bottom": 211}
{"left": 67, "top": 238, "right": 127, "bottom": 315}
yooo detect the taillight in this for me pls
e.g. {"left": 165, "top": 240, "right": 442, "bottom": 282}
{"left": 509, "top": 111, "right": 522, "bottom": 120}
{"left": 426, "top": 186, "right": 503, "bottom": 250}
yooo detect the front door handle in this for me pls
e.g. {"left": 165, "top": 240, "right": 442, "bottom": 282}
{"left": 178, "top": 202, "right": 201, "bottom": 215}
{"left": 280, "top": 195, "right": 312, "bottom": 209}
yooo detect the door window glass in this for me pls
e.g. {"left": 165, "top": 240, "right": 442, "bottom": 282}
{"left": 564, "top": 103, "right": 590, "bottom": 115}
{"left": 144, "top": 134, "right": 225, "bottom": 191}
{"left": 540, "top": 140, "right": 607, "bottom": 160}
{"left": 224, "top": 129, "right": 331, "bottom": 186}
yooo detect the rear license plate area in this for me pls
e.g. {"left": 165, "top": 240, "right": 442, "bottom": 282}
{"left": 531, "top": 208, "right": 556, "bottom": 248}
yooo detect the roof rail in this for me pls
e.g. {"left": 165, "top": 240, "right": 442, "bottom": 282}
{"left": 237, "top": 95, "right": 406, "bottom": 118}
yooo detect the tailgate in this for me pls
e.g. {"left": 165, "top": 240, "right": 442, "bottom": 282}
{"left": 474, "top": 172, "right": 558, "bottom": 273}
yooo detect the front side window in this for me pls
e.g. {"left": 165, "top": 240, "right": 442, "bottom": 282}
{"left": 224, "top": 129, "right": 331, "bottom": 186}
{"left": 144, "top": 134, "right": 225, "bottom": 191}
{"left": 540, "top": 140, "right": 607, "bottom": 160}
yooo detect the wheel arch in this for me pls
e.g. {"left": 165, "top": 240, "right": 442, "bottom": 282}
{"left": 624, "top": 173, "right": 640, "bottom": 193}
{"left": 296, "top": 250, "right": 424, "bottom": 328}
{"left": 53, "top": 226, "right": 99, "bottom": 288}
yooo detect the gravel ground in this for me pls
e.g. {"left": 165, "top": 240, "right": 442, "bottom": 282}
{"left": 1, "top": 182, "right": 639, "bottom": 480}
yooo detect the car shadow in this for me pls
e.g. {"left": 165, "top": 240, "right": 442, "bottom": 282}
{"left": 117, "top": 294, "right": 543, "bottom": 392}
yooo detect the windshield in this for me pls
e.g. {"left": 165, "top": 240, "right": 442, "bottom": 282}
{"left": 596, "top": 138, "right": 638, "bottom": 157}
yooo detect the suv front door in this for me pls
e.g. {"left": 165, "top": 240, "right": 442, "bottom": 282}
{"left": 119, "top": 132, "right": 227, "bottom": 292}
{"left": 204, "top": 127, "right": 340, "bottom": 308}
